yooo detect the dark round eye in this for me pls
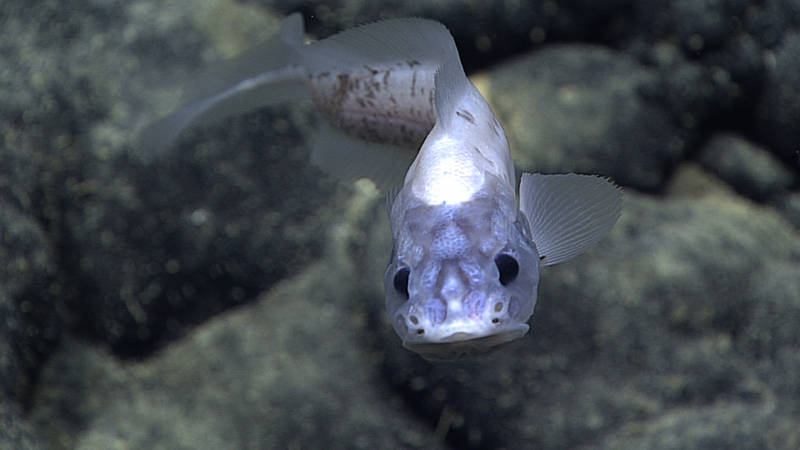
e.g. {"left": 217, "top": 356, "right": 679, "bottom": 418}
{"left": 393, "top": 267, "right": 410, "bottom": 298}
{"left": 495, "top": 254, "right": 519, "bottom": 286}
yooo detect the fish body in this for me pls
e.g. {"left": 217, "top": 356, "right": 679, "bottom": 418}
{"left": 140, "top": 14, "right": 622, "bottom": 360}
{"left": 307, "top": 60, "right": 437, "bottom": 148}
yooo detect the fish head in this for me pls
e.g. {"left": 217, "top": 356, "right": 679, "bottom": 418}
{"left": 384, "top": 181, "right": 540, "bottom": 360}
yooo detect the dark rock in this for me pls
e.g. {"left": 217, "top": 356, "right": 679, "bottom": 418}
{"left": 620, "top": 1, "right": 767, "bottom": 135}
{"left": 264, "top": 0, "right": 632, "bottom": 74}
{"left": 60, "top": 106, "right": 334, "bottom": 357}
{"left": 597, "top": 401, "right": 800, "bottom": 449}
{"left": 485, "top": 45, "right": 683, "bottom": 191}
{"left": 745, "top": 0, "right": 800, "bottom": 49}
{"left": 775, "top": 191, "right": 800, "bottom": 228}
{"left": 0, "top": 0, "right": 334, "bottom": 358}
{"left": 7, "top": 0, "right": 800, "bottom": 448}
{"left": 0, "top": 401, "right": 41, "bottom": 450}
{"left": 0, "top": 206, "right": 60, "bottom": 404}
{"left": 30, "top": 187, "right": 446, "bottom": 450}
{"left": 647, "top": 35, "right": 764, "bottom": 132}
{"left": 699, "top": 133, "right": 795, "bottom": 200}
{"left": 372, "top": 182, "right": 800, "bottom": 449}
{"left": 0, "top": 206, "right": 59, "bottom": 449}
{"left": 755, "top": 31, "right": 800, "bottom": 166}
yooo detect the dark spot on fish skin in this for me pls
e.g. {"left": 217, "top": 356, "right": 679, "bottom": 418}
{"left": 383, "top": 70, "right": 390, "bottom": 86}
{"left": 471, "top": 146, "right": 494, "bottom": 168}
{"left": 491, "top": 118, "right": 504, "bottom": 137}
{"left": 411, "top": 71, "right": 417, "bottom": 97}
{"left": 364, "top": 64, "right": 379, "bottom": 75}
{"left": 326, "top": 72, "right": 349, "bottom": 110}
{"left": 389, "top": 95, "right": 397, "bottom": 104}
{"left": 489, "top": 120, "right": 500, "bottom": 137}
{"left": 408, "top": 59, "right": 421, "bottom": 67}
{"left": 456, "top": 109, "right": 476, "bottom": 124}
{"left": 540, "top": 256, "right": 546, "bottom": 261}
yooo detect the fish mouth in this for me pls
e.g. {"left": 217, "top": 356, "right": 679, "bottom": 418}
{"left": 403, "top": 326, "right": 528, "bottom": 360}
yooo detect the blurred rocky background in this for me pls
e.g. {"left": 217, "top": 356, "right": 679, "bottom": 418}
{"left": 1, "top": 0, "right": 798, "bottom": 448}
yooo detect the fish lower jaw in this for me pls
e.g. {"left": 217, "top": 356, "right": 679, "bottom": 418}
{"left": 399, "top": 317, "right": 530, "bottom": 360}
{"left": 401, "top": 310, "right": 523, "bottom": 339}
{"left": 403, "top": 325, "right": 529, "bottom": 360}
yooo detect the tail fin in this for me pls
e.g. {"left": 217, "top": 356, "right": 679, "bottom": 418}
{"left": 137, "top": 13, "right": 309, "bottom": 157}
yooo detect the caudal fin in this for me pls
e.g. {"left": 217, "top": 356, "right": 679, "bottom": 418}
{"left": 136, "top": 13, "right": 309, "bottom": 157}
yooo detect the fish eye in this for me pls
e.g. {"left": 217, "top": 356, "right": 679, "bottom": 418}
{"left": 494, "top": 253, "right": 519, "bottom": 286}
{"left": 393, "top": 267, "right": 410, "bottom": 298}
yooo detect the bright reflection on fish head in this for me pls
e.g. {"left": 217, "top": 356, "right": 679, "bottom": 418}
{"left": 384, "top": 181, "right": 540, "bottom": 360}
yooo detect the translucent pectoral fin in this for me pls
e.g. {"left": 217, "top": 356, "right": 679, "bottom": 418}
{"left": 519, "top": 173, "right": 622, "bottom": 266}
{"left": 311, "top": 122, "right": 416, "bottom": 190}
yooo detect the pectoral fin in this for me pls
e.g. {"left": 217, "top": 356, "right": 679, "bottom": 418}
{"left": 311, "top": 122, "right": 415, "bottom": 190}
{"left": 519, "top": 173, "right": 622, "bottom": 266}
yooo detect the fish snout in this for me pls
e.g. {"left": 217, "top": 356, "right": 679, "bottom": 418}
{"left": 393, "top": 288, "right": 526, "bottom": 350}
{"left": 395, "top": 292, "right": 529, "bottom": 360}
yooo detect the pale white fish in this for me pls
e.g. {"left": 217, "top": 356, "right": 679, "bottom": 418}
{"left": 139, "top": 14, "right": 622, "bottom": 360}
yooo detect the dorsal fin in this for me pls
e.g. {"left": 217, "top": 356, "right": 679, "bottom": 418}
{"left": 431, "top": 31, "right": 470, "bottom": 129}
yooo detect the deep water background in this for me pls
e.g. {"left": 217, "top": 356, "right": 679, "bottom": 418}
{"left": 1, "top": 1, "right": 799, "bottom": 449}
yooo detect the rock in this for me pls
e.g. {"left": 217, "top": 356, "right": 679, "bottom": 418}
{"left": 481, "top": 45, "right": 683, "bottom": 190}
{"left": 0, "top": 205, "right": 59, "bottom": 400}
{"left": 370, "top": 167, "right": 800, "bottom": 448}
{"left": 699, "top": 133, "right": 795, "bottom": 200}
{"left": 775, "top": 191, "right": 800, "bottom": 228}
{"left": 29, "top": 184, "right": 445, "bottom": 450}
{"left": 0, "top": 401, "right": 41, "bottom": 450}
{"left": 745, "top": 0, "right": 800, "bottom": 49}
{"left": 0, "top": 207, "right": 58, "bottom": 449}
{"left": 597, "top": 401, "right": 800, "bottom": 449}
{"left": 266, "top": 0, "right": 632, "bottom": 74}
{"left": 0, "top": 0, "right": 335, "bottom": 358}
{"left": 60, "top": 104, "right": 335, "bottom": 357}
{"left": 755, "top": 31, "right": 800, "bottom": 165}
{"left": 7, "top": 0, "right": 800, "bottom": 448}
